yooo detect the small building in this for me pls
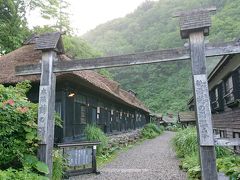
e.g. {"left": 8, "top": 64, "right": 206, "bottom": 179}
{"left": 188, "top": 54, "right": 240, "bottom": 152}
{"left": 150, "top": 113, "right": 163, "bottom": 126}
{"left": 0, "top": 32, "right": 150, "bottom": 143}
{"left": 162, "top": 113, "right": 175, "bottom": 126}
{"left": 178, "top": 111, "right": 196, "bottom": 127}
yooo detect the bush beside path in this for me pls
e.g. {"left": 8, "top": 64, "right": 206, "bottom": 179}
{"left": 73, "top": 131, "right": 187, "bottom": 180}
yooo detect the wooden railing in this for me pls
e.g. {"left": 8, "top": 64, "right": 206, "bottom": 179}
{"left": 57, "top": 141, "right": 101, "bottom": 178}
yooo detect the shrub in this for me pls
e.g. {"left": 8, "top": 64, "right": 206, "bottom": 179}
{"left": 84, "top": 124, "right": 108, "bottom": 155}
{"left": 141, "top": 123, "right": 163, "bottom": 139}
{"left": 21, "top": 154, "right": 49, "bottom": 175}
{"left": 215, "top": 146, "right": 232, "bottom": 158}
{"left": 0, "top": 81, "right": 38, "bottom": 168}
{"left": 217, "top": 155, "right": 240, "bottom": 180}
{"left": 181, "top": 154, "right": 200, "bottom": 179}
{"left": 0, "top": 168, "right": 48, "bottom": 180}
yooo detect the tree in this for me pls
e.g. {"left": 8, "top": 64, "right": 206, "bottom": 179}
{"left": 0, "top": 0, "right": 29, "bottom": 54}
{"left": 0, "top": 0, "right": 71, "bottom": 54}
{"left": 34, "top": 0, "right": 72, "bottom": 34}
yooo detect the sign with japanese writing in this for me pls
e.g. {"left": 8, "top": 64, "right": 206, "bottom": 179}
{"left": 38, "top": 86, "right": 49, "bottom": 144}
{"left": 194, "top": 74, "right": 214, "bottom": 146}
{"left": 66, "top": 148, "right": 92, "bottom": 167}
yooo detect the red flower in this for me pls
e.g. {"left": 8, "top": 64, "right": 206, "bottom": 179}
{"left": 7, "top": 99, "right": 15, "bottom": 106}
{"left": 17, "top": 107, "right": 29, "bottom": 113}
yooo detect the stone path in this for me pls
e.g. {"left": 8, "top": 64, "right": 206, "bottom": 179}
{"left": 71, "top": 131, "right": 187, "bottom": 180}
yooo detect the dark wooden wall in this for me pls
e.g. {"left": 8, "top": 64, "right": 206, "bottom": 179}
{"left": 27, "top": 79, "right": 149, "bottom": 143}
{"left": 212, "top": 107, "right": 240, "bottom": 137}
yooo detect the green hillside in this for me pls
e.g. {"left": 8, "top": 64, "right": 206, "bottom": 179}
{"left": 83, "top": 0, "right": 240, "bottom": 113}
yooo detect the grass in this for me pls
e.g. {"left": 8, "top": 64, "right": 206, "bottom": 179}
{"left": 172, "top": 127, "right": 198, "bottom": 158}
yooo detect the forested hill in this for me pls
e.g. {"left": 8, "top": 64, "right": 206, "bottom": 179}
{"left": 82, "top": 0, "right": 240, "bottom": 113}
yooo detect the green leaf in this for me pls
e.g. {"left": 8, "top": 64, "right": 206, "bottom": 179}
{"left": 24, "top": 127, "right": 33, "bottom": 133}
{"left": 35, "top": 161, "right": 49, "bottom": 174}
{"left": 26, "top": 132, "right": 35, "bottom": 141}
{"left": 22, "top": 154, "right": 38, "bottom": 166}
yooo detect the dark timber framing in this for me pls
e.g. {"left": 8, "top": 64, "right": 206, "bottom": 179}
{"left": 13, "top": 7, "right": 240, "bottom": 179}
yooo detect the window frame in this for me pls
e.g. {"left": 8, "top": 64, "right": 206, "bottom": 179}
{"left": 210, "top": 83, "right": 224, "bottom": 112}
{"left": 223, "top": 67, "right": 240, "bottom": 107}
{"left": 233, "top": 132, "right": 240, "bottom": 153}
{"left": 224, "top": 75, "right": 235, "bottom": 105}
{"left": 74, "top": 94, "right": 88, "bottom": 125}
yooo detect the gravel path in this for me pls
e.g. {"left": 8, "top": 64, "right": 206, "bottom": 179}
{"left": 71, "top": 131, "right": 187, "bottom": 180}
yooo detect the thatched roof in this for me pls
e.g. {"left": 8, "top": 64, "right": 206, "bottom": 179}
{"left": 178, "top": 111, "right": 196, "bottom": 123}
{"left": 150, "top": 113, "right": 162, "bottom": 118}
{"left": 162, "top": 116, "right": 175, "bottom": 123}
{"left": 0, "top": 40, "right": 149, "bottom": 113}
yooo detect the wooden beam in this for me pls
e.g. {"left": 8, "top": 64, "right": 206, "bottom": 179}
{"left": 15, "top": 41, "right": 240, "bottom": 76}
{"left": 214, "top": 138, "right": 240, "bottom": 146}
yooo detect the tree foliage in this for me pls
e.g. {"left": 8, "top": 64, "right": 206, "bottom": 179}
{"left": 63, "top": 35, "right": 101, "bottom": 58}
{"left": 83, "top": 0, "right": 240, "bottom": 113}
{"left": 0, "top": 0, "right": 29, "bottom": 54}
{"left": 0, "top": 0, "right": 72, "bottom": 54}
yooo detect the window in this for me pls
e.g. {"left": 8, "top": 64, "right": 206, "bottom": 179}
{"left": 210, "top": 83, "right": 224, "bottom": 112}
{"left": 233, "top": 132, "right": 240, "bottom": 153}
{"left": 219, "top": 130, "right": 227, "bottom": 138}
{"left": 224, "top": 75, "right": 234, "bottom": 104}
{"left": 233, "top": 68, "right": 240, "bottom": 99}
{"left": 80, "top": 106, "right": 87, "bottom": 124}
{"left": 88, "top": 107, "right": 97, "bottom": 124}
{"left": 223, "top": 68, "right": 240, "bottom": 106}
{"left": 212, "top": 87, "right": 220, "bottom": 109}
{"left": 74, "top": 95, "right": 87, "bottom": 124}
{"left": 99, "top": 108, "right": 107, "bottom": 125}
{"left": 74, "top": 103, "right": 87, "bottom": 124}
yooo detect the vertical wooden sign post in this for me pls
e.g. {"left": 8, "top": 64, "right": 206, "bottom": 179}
{"left": 35, "top": 32, "right": 62, "bottom": 176}
{"left": 38, "top": 50, "right": 56, "bottom": 176}
{"left": 177, "top": 8, "right": 218, "bottom": 180}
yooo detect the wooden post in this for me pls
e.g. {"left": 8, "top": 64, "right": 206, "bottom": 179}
{"left": 92, "top": 145, "right": 97, "bottom": 173}
{"left": 177, "top": 8, "right": 218, "bottom": 180}
{"left": 190, "top": 32, "right": 217, "bottom": 180}
{"left": 38, "top": 51, "right": 57, "bottom": 176}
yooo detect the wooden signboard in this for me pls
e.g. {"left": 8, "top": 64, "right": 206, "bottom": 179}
{"left": 194, "top": 74, "right": 214, "bottom": 146}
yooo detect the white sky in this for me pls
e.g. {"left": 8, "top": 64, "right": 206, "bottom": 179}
{"left": 28, "top": 0, "right": 157, "bottom": 35}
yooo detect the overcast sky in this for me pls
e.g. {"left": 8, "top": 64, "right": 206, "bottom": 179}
{"left": 28, "top": 0, "right": 157, "bottom": 35}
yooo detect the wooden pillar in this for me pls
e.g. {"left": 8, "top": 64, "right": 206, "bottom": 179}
{"left": 176, "top": 8, "right": 218, "bottom": 180}
{"left": 38, "top": 51, "right": 57, "bottom": 176}
{"left": 189, "top": 31, "right": 217, "bottom": 180}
